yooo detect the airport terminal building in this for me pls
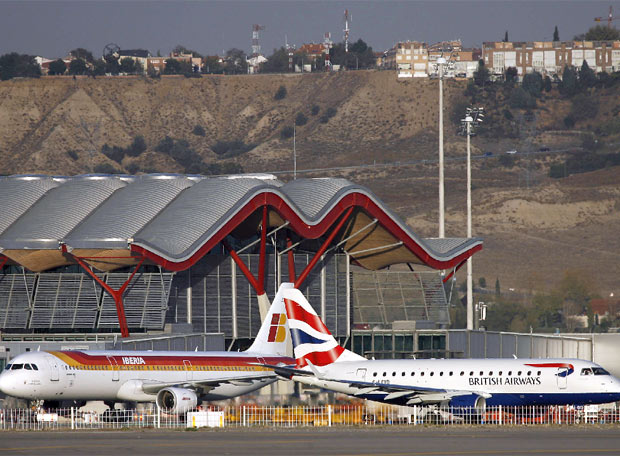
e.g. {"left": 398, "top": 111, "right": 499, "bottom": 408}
{"left": 0, "top": 174, "right": 480, "bottom": 356}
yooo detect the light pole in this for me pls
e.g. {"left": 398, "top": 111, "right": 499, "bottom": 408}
{"left": 461, "top": 107, "right": 484, "bottom": 330}
{"left": 437, "top": 57, "right": 446, "bottom": 239}
{"left": 293, "top": 124, "right": 297, "bottom": 180}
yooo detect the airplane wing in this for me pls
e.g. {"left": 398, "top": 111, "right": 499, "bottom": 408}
{"left": 326, "top": 378, "right": 490, "bottom": 404}
{"left": 140, "top": 372, "right": 278, "bottom": 395}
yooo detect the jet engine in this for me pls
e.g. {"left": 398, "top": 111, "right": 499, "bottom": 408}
{"left": 448, "top": 394, "right": 487, "bottom": 414}
{"left": 156, "top": 387, "right": 198, "bottom": 414}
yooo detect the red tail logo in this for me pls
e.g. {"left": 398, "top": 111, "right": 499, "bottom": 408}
{"left": 267, "top": 313, "right": 287, "bottom": 343}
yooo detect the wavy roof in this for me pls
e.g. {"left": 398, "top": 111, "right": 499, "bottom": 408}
{"left": 0, "top": 174, "right": 482, "bottom": 272}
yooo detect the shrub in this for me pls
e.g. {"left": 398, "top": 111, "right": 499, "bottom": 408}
{"left": 274, "top": 85, "right": 287, "bottom": 100}
{"left": 126, "top": 163, "right": 140, "bottom": 175}
{"left": 295, "top": 112, "right": 308, "bottom": 126}
{"left": 509, "top": 87, "right": 536, "bottom": 109}
{"left": 101, "top": 144, "right": 125, "bottom": 164}
{"left": 192, "top": 125, "right": 206, "bottom": 136}
{"left": 94, "top": 163, "right": 120, "bottom": 174}
{"left": 281, "top": 126, "right": 294, "bottom": 139}
{"left": 211, "top": 140, "right": 255, "bottom": 158}
{"left": 325, "top": 107, "right": 337, "bottom": 118}
{"left": 503, "top": 109, "right": 513, "bottom": 120}
{"left": 563, "top": 115, "right": 576, "bottom": 128}
{"left": 67, "top": 150, "right": 79, "bottom": 161}
{"left": 498, "top": 154, "right": 515, "bottom": 167}
{"left": 155, "top": 136, "right": 174, "bottom": 154}
{"left": 311, "top": 105, "right": 320, "bottom": 116}
{"left": 125, "top": 136, "right": 147, "bottom": 157}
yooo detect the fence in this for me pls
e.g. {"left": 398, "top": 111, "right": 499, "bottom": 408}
{"left": 1, "top": 404, "right": 619, "bottom": 430}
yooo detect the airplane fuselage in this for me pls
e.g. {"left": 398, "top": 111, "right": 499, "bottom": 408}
{"left": 0, "top": 350, "right": 293, "bottom": 402}
{"left": 294, "top": 358, "right": 620, "bottom": 406}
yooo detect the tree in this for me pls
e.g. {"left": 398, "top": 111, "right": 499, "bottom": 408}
{"left": 280, "top": 126, "right": 294, "bottom": 139}
{"left": 553, "top": 26, "right": 560, "bottom": 42}
{"left": 559, "top": 66, "right": 578, "bottom": 97}
{"left": 504, "top": 66, "right": 518, "bottom": 85}
{"left": 577, "top": 25, "right": 620, "bottom": 41}
{"left": 295, "top": 112, "right": 308, "bottom": 126}
{"left": 522, "top": 71, "right": 543, "bottom": 98}
{"left": 509, "top": 87, "right": 536, "bottom": 109}
{"left": 579, "top": 60, "right": 596, "bottom": 89}
{"left": 503, "top": 31, "right": 509, "bottom": 42}
{"left": 473, "top": 60, "right": 490, "bottom": 87}
{"left": 202, "top": 56, "right": 223, "bottom": 74}
{"left": 261, "top": 47, "right": 289, "bottom": 73}
{"left": 543, "top": 75, "right": 552, "bottom": 92}
{"left": 570, "top": 93, "right": 599, "bottom": 122}
{"left": 105, "top": 58, "right": 120, "bottom": 75}
{"left": 69, "top": 48, "right": 94, "bottom": 63}
{"left": 164, "top": 58, "right": 191, "bottom": 75}
{"left": 495, "top": 278, "right": 501, "bottom": 296}
{"left": 92, "top": 59, "right": 106, "bottom": 76}
{"left": 125, "top": 136, "right": 147, "bottom": 157}
{"left": 68, "top": 58, "right": 88, "bottom": 75}
{"left": 0, "top": 52, "right": 41, "bottom": 80}
{"left": 223, "top": 48, "right": 247, "bottom": 74}
{"left": 48, "top": 59, "right": 66, "bottom": 75}
{"left": 172, "top": 45, "right": 202, "bottom": 58}
{"left": 119, "top": 57, "right": 140, "bottom": 74}
{"left": 478, "top": 277, "right": 487, "bottom": 288}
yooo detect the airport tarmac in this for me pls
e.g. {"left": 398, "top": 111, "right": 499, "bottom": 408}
{"left": 1, "top": 426, "right": 620, "bottom": 455}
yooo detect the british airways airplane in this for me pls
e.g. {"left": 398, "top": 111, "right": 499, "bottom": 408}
{"left": 269, "top": 285, "right": 620, "bottom": 412}
{"left": 0, "top": 286, "right": 293, "bottom": 413}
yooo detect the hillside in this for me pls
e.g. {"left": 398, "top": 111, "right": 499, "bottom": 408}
{"left": 0, "top": 72, "right": 618, "bottom": 295}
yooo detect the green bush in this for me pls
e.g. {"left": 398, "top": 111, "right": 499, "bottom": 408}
{"left": 94, "top": 163, "right": 120, "bottom": 174}
{"left": 125, "top": 163, "right": 140, "bottom": 175}
{"left": 281, "top": 126, "right": 294, "bottom": 139}
{"left": 125, "top": 136, "right": 147, "bottom": 157}
{"left": 509, "top": 87, "right": 536, "bottom": 109}
{"left": 274, "top": 85, "right": 287, "bottom": 100}
{"left": 211, "top": 140, "right": 256, "bottom": 158}
{"left": 67, "top": 150, "right": 79, "bottom": 161}
{"left": 192, "top": 125, "right": 206, "bottom": 136}
{"left": 101, "top": 144, "right": 125, "bottom": 163}
{"left": 311, "top": 105, "right": 320, "bottom": 116}
{"left": 563, "top": 115, "right": 576, "bottom": 128}
{"left": 295, "top": 112, "right": 308, "bottom": 126}
{"left": 498, "top": 154, "right": 515, "bottom": 167}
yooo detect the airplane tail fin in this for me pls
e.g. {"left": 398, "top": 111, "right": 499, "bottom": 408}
{"left": 245, "top": 283, "right": 293, "bottom": 357}
{"left": 281, "top": 285, "right": 365, "bottom": 367}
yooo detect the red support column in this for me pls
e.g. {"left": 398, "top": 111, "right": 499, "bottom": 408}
{"left": 0, "top": 256, "right": 7, "bottom": 270}
{"left": 222, "top": 240, "right": 264, "bottom": 294}
{"left": 286, "top": 237, "right": 296, "bottom": 282}
{"left": 295, "top": 207, "right": 354, "bottom": 289}
{"left": 64, "top": 247, "right": 145, "bottom": 338}
{"left": 258, "top": 205, "right": 267, "bottom": 291}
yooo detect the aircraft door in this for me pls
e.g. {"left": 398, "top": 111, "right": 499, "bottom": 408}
{"left": 356, "top": 368, "right": 367, "bottom": 381}
{"left": 183, "top": 360, "right": 193, "bottom": 381}
{"left": 46, "top": 357, "right": 59, "bottom": 382}
{"left": 557, "top": 367, "right": 568, "bottom": 389}
{"left": 107, "top": 356, "right": 120, "bottom": 382}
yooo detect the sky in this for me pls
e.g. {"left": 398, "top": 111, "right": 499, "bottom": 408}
{"left": 0, "top": 1, "right": 618, "bottom": 59}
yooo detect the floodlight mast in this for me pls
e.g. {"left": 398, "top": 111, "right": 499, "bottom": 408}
{"left": 461, "top": 107, "right": 484, "bottom": 330}
{"left": 437, "top": 56, "right": 447, "bottom": 239}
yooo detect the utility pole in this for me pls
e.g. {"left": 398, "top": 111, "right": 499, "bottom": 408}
{"left": 437, "top": 57, "right": 446, "bottom": 239}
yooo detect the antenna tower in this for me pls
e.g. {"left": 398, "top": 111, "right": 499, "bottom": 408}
{"left": 252, "top": 24, "right": 266, "bottom": 57}
{"left": 344, "top": 10, "right": 351, "bottom": 53}
{"left": 323, "top": 32, "right": 333, "bottom": 70}
{"left": 285, "top": 35, "right": 295, "bottom": 72}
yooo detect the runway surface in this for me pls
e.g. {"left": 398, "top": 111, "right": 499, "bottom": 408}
{"left": 2, "top": 426, "right": 620, "bottom": 455}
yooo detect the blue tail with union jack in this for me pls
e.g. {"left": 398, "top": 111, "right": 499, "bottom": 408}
{"left": 281, "top": 285, "right": 365, "bottom": 367}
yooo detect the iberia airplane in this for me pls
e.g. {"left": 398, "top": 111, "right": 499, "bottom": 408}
{"left": 0, "top": 286, "right": 293, "bottom": 413}
{"left": 268, "top": 286, "right": 620, "bottom": 411}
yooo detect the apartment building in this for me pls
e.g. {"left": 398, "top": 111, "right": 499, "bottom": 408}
{"left": 483, "top": 40, "right": 620, "bottom": 78}
{"left": 384, "top": 41, "right": 428, "bottom": 78}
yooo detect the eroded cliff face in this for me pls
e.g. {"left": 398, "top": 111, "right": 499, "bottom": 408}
{"left": 1, "top": 72, "right": 618, "bottom": 294}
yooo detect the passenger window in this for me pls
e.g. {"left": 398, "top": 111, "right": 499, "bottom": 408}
{"left": 449, "top": 372, "right": 453, "bottom": 376}
{"left": 460, "top": 371, "right": 464, "bottom": 376}
{"left": 469, "top": 371, "right": 473, "bottom": 376}
{"left": 439, "top": 372, "right": 443, "bottom": 376}
{"left": 499, "top": 371, "right": 502, "bottom": 376}
{"left": 479, "top": 371, "right": 483, "bottom": 376}
{"left": 489, "top": 371, "right": 493, "bottom": 376}
{"left": 392, "top": 372, "right": 396, "bottom": 377}
{"left": 421, "top": 372, "right": 425, "bottom": 376}
{"left": 411, "top": 372, "right": 415, "bottom": 376}
{"left": 517, "top": 371, "right": 522, "bottom": 376}
{"left": 430, "top": 372, "right": 434, "bottom": 376}
{"left": 401, "top": 372, "right": 405, "bottom": 376}
{"left": 537, "top": 371, "right": 541, "bottom": 376}
{"left": 373, "top": 372, "right": 377, "bottom": 377}
{"left": 527, "top": 371, "right": 531, "bottom": 376}
{"left": 382, "top": 372, "right": 386, "bottom": 377}
{"left": 508, "top": 371, "right": 512, "bottom": 376}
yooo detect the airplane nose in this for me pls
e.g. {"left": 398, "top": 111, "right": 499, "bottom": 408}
{"left": 0, "top": 372, "right": 10, "bottom": 394}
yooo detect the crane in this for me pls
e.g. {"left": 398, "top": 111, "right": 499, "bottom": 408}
{"left": 594, "top": 6, "right": 619, "bottom": 28}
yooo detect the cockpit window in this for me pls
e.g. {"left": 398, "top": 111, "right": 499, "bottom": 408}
{"left": 581, "top": 368, "right": 593, "bottom": 376}
{"left": 32, "top": 364, "right": 38, "bottom": 371}
{"left": 10, "top": 364, "right": 24, "bottom": 370}
{"left": 593, "top": 367, "right": 610, "bottom": 376}
{"left": 4, "top": 364, "right": 11, "bottom": 370}
{"left": 24, "top": 364, "right": 32, "bottom": 370}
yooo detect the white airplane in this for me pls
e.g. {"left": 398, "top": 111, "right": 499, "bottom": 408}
{"left": 0, "top": 285, "right": 293, "bottom": 413}
{"left": 268, "top": 285, "right": 620, "bottom": 412}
